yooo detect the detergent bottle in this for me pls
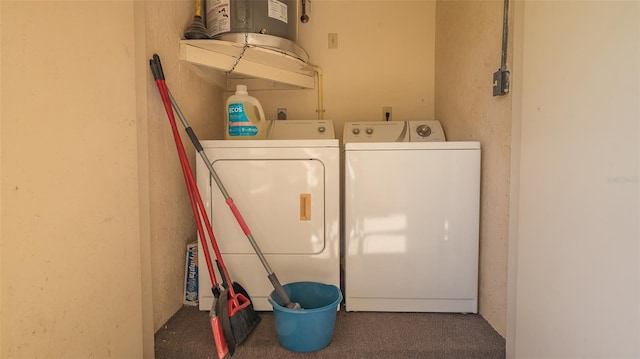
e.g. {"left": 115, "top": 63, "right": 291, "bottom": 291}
{"left": 225, "top": 85, "right": 266, "bottom": 140}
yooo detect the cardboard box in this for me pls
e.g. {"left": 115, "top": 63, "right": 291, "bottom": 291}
{"left": 183, "top": 241, "right": 198, "bottom": 306}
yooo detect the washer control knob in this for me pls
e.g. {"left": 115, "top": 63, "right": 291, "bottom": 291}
{"left": 318, "top": 126, "right": 326, "bottom": 133}
{"left": 352, "top": 128, "right": 360, "bottom": 135}
{"left": 416, "top": 124, "right": 432, "bottom": 138}
{"left": 365, "top": 127, "right": 374, "bottom": 135}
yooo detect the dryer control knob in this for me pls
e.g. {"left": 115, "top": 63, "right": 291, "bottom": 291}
{"left": 365, "top": 127, "right": 374, "bottom": 135}
{"left": 416, "top": 124, "right": 432, "bottom": 138}
{"left": 318, "top": 126, "right": 326, "bottom": 133}
{"left": 352, "top": 128, "right": 361, "bottom": 135}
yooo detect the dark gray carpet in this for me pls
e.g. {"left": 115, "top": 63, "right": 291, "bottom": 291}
{"left": 155, "top": 306, "right": 505, "bottom": 359}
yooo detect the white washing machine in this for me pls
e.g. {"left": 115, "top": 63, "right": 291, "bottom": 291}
{"left": 343, "top": 120, "right": 480, "bottom": 313}
{"left": 196, "top": 120, "right": 340, "bottom": 311}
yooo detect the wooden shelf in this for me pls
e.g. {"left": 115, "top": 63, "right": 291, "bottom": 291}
{"left": 179, "top": 39, "right": 316, "bottom": 90}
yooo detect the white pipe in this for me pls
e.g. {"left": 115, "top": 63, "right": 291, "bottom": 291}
{"left": 312, "top": 66, "right": 324, "bottom": 120}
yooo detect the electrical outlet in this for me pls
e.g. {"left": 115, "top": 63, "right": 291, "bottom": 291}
{"left": 277, "top": 108, "right": 287, "bottom": 120}
{"left": 328, "top": 33, "right": 338, "bottom": 49}
{"left": 382, "top": 107, "right": 392, "bottom": 121}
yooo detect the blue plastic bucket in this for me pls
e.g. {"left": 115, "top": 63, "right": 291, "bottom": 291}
{"left": 268, "top": 281, "right": 342, "bottom": 352}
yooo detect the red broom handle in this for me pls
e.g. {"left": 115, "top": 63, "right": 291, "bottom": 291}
{"left": 151, "top": 59, "right": 250, "bottom": 314}
{"left": 154, "top": 77, "right": 217, "bottom": 289}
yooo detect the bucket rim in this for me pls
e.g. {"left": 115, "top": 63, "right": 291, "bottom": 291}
{"left": 268, "top": 281, "right": 343, "bottom": 313}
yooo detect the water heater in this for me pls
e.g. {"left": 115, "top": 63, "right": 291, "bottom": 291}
{"left": 206, "top": 0, "right": 299, "bottom": 42}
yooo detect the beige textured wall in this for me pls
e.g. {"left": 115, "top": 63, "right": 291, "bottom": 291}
{"left": 0, "top": 2, "right": 505, "bottom": 356}
{"left": 254, "top": 0, "right": 436, "bottom": 141}
{"left": 509, "top": 2, "right": 639, "bottom": 357}
{"left": 0, "top": 1, "right": 3, "bottom": 354}
{"left": 435, "top": 0, "right": 512, "bottom": 336}
{"left": 144, "top": 1, "right": 224, "bottom": 332}
{"left": 1, "top": 1, "right": 145, "bottom": 357}
{"left": 0, "top": 1, "right": 223, "bottom": 356}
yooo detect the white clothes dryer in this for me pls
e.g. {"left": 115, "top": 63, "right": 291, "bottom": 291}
{"left": 196, "top": 120, "right": 340, "bottom": 311}
{"left": 343, "top": 120, "right": 480, "bottom": 313}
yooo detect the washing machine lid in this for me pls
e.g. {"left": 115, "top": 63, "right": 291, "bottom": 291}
{"left": 343, "top": 121, "right": 409, "bottom": 143}
{"left": 266, "top": 120, "right": 336, "bottom": 140}
{"left": 344, "top": 141, "right": 480, "bottom": 151}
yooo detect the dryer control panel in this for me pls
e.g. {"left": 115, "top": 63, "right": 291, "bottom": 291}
{"left": 266, "top": 120, "right": 336, "bottom": 140}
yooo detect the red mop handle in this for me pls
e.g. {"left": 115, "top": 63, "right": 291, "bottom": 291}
{"left": 226, "top": 198, "right": 251, "bottom": 235}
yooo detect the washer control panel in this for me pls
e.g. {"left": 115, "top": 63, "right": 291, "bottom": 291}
{"left": 343, "top": 121, "right": 409, "bottom": 143}
{"left": 408, "top": 120, "right": 446, "bottom": 142}
{"left": 343, "top": 120, "right": 446, "bottom": 143}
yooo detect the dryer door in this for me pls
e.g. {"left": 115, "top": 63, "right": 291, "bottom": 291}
{"left": 209, "top": 158, "right": 326, "bottom": 254}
